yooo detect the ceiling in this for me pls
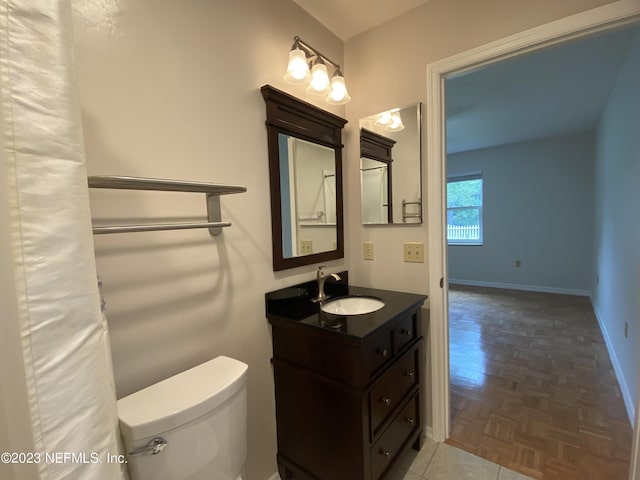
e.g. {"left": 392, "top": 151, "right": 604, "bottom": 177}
{"left": 445, "top": 25, "right": 639, "bottom": 154}
{"left": 293, "top": 0, "right": 430, "bottom": 40}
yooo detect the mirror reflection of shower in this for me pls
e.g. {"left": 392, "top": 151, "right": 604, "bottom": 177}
{"left": 279, "top": 134, "right": 338, "bottom": 258}
{"left": 361, "top": 159, "right": 389, "bottom": 224}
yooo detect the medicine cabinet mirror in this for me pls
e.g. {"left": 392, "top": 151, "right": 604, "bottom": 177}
{"left": 359, "top": 103, "right": 422, "bottom": 224}
{"left": 261, "top": 85, "right": 347, "bottom": 271}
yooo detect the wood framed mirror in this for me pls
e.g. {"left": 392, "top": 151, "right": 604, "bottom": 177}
{"left": 261, "top": 85, "right": 347, "bottom": 271}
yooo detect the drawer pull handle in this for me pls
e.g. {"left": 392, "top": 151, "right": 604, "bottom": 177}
{"left": 380, "top": 449, "right": 391, "bottom": 458}
{"left": 404, "top": 371, "right": 414, "bottom": 377}
{"left": 376, "top": 348, "right": 389, "bottom": 357}
{"left": 406, "top": 417, "right": 415, "bottom": 425}
{"left": 381, "top": 397, "right": 391, "bottom": 406}
{"left": 401, "top": 329, "right": 413, "bottom": 336}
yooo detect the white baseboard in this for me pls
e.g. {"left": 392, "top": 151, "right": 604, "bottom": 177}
{"left": 449, "top": 279, "right": 591, "bottom": 297}
{"left": 591, "top": 299, "right": 635, "bottom": 425}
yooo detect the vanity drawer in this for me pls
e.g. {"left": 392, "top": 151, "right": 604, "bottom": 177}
{"left": 364, "top": 332, "right": 393, "bottom": 378}
{"left": 393, "top": 314, "right": 417, "bottom": 353}
{"left": 371, "top": 394, "right": 419, "bottom": 480}
{"left": 370, "top": 346, "right": 418, "bottom": 436}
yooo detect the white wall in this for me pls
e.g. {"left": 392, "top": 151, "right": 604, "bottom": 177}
{"left": 447, "top": 132, "right": 596, "bottom": 295}
{"left": 71, "top": 1, "right": 345, "bottom": 478}
{"left": 343, "top": 0, "right": 617, "bottom": 296}
{"left": 592, "top": 31, "right": 640, "bottom": 422}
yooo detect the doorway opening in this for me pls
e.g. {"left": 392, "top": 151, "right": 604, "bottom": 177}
{"left": 426, "top": 3, "right": 640, "bottom": 479}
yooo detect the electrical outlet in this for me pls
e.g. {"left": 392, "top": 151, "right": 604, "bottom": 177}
{"left": 363, "top": 242, "right": 374, "bottom": 261}
{"left": 515, "top": 260, "right": 521, "bottom": 268}
{"left": 300, "top": 240, "right": 313, "bottom": 255}
{"left": 403, "top": 242, "right": 424, "bottom": 263}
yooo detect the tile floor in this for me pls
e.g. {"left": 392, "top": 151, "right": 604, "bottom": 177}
{"left": 270, "top": 439, "right": 535, "bottom": 480}
{"left": 391, "top": 439, "right": 535, "bottom": 480}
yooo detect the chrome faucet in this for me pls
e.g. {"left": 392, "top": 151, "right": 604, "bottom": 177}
{"left": 311, "top": 265, "right": 341, "bottom": 302}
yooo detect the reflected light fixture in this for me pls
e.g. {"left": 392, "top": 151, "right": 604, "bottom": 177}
{"left": 376, "top": 108, "right": 404, "bottom": 132}
{"left": 284, "top": 36, "right": 351, "bottom": 105}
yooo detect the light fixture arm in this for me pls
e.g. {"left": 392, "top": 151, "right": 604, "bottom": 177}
{"left": 293, "top": 36, "right": 342, "bottom": 73}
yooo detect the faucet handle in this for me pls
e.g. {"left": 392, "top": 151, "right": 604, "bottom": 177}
{"left": 317, "top": 264, "right": 325, "bottom": 277}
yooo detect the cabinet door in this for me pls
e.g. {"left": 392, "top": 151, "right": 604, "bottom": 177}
{"left": 273, "top": 360, "right": 368, "bottom": 480}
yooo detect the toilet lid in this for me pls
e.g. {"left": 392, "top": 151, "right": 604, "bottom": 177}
{"left": 117, "top": 356, "right": 248, "bottom": 441}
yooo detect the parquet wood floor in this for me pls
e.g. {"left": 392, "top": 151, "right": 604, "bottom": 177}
{"left": 447, "top": 285, "right": 633, "bottom": 480}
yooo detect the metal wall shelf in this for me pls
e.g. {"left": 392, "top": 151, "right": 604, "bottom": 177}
{"left": 88, "top": 175, "right": 247, "bottom": 235}
{"left": 402, "top": 199, "right": 422, "bottom": 223}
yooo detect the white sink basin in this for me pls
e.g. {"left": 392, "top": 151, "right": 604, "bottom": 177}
{"left": 321, "top": 296, "right": 385, "bottom": 315}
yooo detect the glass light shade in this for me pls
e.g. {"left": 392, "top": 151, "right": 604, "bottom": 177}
{"left": 307, "top": 61, "right": 331, "bottom": 95}
{"left": 385, "top": 111, "right": 404, "bottom": 132}
{"left": 376, "top": 111, "right": 392, "bottom": 126}
{"left": 326, "top": 74, "right": 351, "bottom": 105}
{"left": 284, "top": 48, "right": 311, "bottom": 84}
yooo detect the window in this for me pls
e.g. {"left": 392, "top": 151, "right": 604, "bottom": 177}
{"left": 447, "top": 173, "right": 483, "bottom": 245}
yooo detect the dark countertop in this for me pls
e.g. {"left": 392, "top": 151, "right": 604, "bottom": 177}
{"left": 266, "top": 272, "right": 427, "bottom": 339}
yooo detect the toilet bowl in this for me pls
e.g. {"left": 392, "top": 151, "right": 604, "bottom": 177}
{"left": 117, "top": 356, "right": 248, "bottom": 480}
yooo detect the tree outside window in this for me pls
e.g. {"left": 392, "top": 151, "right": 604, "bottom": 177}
{"left": 447, "top": 173, "right": 483, "bottom": 245}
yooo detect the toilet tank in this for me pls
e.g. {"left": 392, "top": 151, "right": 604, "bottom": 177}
{"left": 117, "top": 356, "right": 248, "bottom": 480}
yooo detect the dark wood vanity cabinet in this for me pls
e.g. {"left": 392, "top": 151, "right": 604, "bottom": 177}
{"left": 270, "top": 303, "right": 425, "bottom": 480}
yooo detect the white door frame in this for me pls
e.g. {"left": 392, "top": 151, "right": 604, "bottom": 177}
{"left": 425, "top": 1, "right": 640, "bottom": 476}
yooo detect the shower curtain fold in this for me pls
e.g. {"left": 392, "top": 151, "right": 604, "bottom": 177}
{"left": 0, "top": 1, "right": 124, "bottom": 479}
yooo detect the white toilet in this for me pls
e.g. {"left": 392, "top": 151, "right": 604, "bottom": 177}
{"left": 117, "top": 356, "right": 248, "bottom": 480}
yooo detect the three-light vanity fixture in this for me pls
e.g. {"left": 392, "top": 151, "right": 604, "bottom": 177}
{"left": 284, "top": 36, "right": 351, "bottom": 105}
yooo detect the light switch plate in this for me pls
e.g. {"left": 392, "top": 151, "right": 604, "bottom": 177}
{"left": 403, "top": 242, "right": 424, "bottom": 263}
{"left": 363, "top": 242, "right": 374, "bottom": 261}
{"left": 300, "top": 240, "right": 313, "bottom": 255}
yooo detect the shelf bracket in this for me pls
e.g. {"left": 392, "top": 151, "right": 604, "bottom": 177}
{"left": 206, "top": 193, "right": 223, "bottom": 236}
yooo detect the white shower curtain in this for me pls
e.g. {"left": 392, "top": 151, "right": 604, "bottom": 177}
{"left": 0, "top": 1, "right": 123, "bottom": 479}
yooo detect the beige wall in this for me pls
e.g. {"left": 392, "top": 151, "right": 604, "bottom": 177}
{"left": 71, "top": 0, "right": 345, "bottom": 478}
{"left": 343, "top": 0, "right": 617, "bottom": 295}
